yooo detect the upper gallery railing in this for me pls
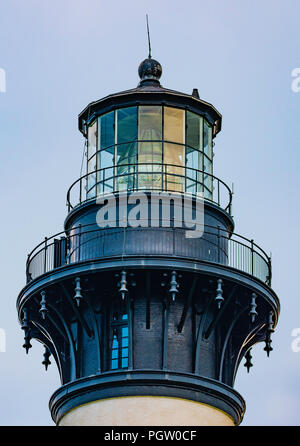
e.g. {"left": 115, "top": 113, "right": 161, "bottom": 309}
{"left": 66, "top": 163, "right": 233, "bottom": 215}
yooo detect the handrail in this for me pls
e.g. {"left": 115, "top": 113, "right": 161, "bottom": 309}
{"left": 66, "top": 163, "right": 233, "bottom": 214}
{"left": 26, "top": 222, "right": 272, "bottom": 286}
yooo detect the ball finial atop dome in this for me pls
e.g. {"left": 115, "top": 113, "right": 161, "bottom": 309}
{"left": 138, "top": 57, "right": 162, "bottom": 86}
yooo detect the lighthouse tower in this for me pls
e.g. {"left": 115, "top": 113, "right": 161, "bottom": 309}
{"left": 17, "top": 56, "right": 280, "bottom": 426}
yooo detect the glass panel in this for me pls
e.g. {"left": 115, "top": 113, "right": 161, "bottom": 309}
{"left": 138, "top": 142, "right": 162, "bottom": 189}
{"left": 186, "top": 111, "right": 202, "bottom": 150}
{"left": 97, "top": 147, "right": 114, "bottom": 193}
{"left": 204, "top": 120, "right": 213, "bottom": 159}
{"left": 204, "top": 155, "right": 213, "bottom": 199}
{"left": 138, "top": 106, "right": 162, "bottom": 140}
{"left": 87, "top": 120, "right": 97, "bottom": 160}
{"left": 87, "top": 155, "right": 96, "bottom": 173}
{"left": 110, "top": 311, "right": 129, "bottom": 370}
{"left": 138, "top": 141, "right": 162, "bottom": 164}
{"left": 100, "top": 112, "right": 114, "bottom": 150}
{"left": 111, "top": 359, "right": 118, "bottom": 369}
{"left": 117, "top": 142, "right": 137, "bottom": 165}
{"left": 116, "top": 108, "right": 138, "bottom": 192}
{"left": 87, "top": 155, "right": 97, "bottom": 199}
{"left": 95, "top": 112, "right": 115, "bottom": 194}
{"left": 186, "top": 112, "right": 204, "bottom": 195}
{"left": 186, "top": 148, "right": 198, "bottom": 194}
{"left": 116, "top": 142, "right": 137, "bottom": 191}
{"left": 164, "top": 107, "right": 184, "bottom": 143}
{"left": 112, "top": 349, "right": 118, "bottom": 359}
{"left": 117, "top": 107, "right": 138, "bottom": 144}
{"left": 164, "top": 143, "right": 184, "bottom": 192}
{"left": 197, "top": 152, "right": 204, "bottom": 194}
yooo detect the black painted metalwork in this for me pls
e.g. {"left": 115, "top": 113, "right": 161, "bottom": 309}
{"left": 25, "top": 222, "right": 272, "bottom": 285}
{"left": 249, "top": 293, "right": 258, "bottom": 323}
{"left": 118, "top": 270, "right": 128, "bottom": 301}
{"left": 17, "top": 57, "right": 280, "bottom": 426}
{"left": 244, "top": 349, "right": 253, "bottom": 373}
{"left": 74, "top": 277, "right": 83, "bottom": 307}
{"left": 264, "top": 311, "right": 275, "bottom": 357}
{"left": 39, "top": 291, "right": 47, "bottom": 320}
{"left": 21, "top": 308, "right": 32, "bottom": 354}
{"left": 42, "top": 347, "right": 51, "bottom": 371}
{"left": 215, "top": 278, "right": 224, "bottom": 309}
{"left": 168, "top": 271, "right": 179, "bottom": 302}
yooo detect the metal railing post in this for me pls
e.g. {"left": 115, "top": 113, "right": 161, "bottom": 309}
{"left": 251, "top": 239, "right": 254, "bottom": 276}
{"left": 66, "top": 235, "right": 70, "bottom": 264}
{"left": 78, "top": 224, "right": 82, "bottom": 262}
{"left": 44, "top": 237, "right": 48, "bottom": 274}
{"left": 26, "top": 254, "right": 31, "bottom": 283}
{"left": 79, "top": 177, "right": 82, "bottom": 204}
{"left": 268, "top": 254, "right": 272, "bottom": 286}
{"left": 217, "top": 225, "right": 221, "bottom": 263}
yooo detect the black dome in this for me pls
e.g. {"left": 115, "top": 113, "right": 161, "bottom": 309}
{"left": 138, "top": 58, "right": 162, "bottom": 85}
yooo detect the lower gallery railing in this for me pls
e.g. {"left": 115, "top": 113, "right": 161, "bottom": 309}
{"left": 26, "top": 224, "right": 271, "bottom": 286}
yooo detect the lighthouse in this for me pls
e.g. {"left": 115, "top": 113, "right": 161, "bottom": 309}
{"left": 17, "top": 55, "right": 280, "bottom": 426}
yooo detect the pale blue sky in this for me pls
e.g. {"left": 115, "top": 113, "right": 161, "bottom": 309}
{"left": 0, "top": 0, "right": 300, "bottom": 425}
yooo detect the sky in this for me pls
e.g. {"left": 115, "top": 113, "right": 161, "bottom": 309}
{"left": 0, "top": 0, "right": 300, "bottom": 426}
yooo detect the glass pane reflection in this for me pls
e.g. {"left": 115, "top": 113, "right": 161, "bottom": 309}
{"left": 100, "top": 112, "right": 114, "bottom": 150}
{"left": 187, "top": 111, "right": 202, "bottom": 150}
{"left": 164, "top": 107, "right": 185, "bottom": 143}
{"left": 138, "top": 106, "right": 162, "bottom": 140}
{"left": 117, "top": 107, "right": 138, "bottom": 144}
{"left": 116, "top": 142, "right": 137, "bottom": 191}
{"left": 87, "top": 120, "right": 97, "bottom": 160}
{"left": 204, "top": 121, "right": 212, "bottom": 159}
{"left": 164, "top": 143, "right": 184, "bottom": 192}
{"left": 110, "top": 312, "right": 129, "bottom": 370}
{"left": 85, "top": 106, "right": 214, "bottom": 198}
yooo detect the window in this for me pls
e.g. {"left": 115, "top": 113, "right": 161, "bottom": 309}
{"left": 164, "top": 143, "right": 184, "bottom": 192}
{"left": 110, "top": 313, "right": 129, "bottom": 370}
{"left": 138, "top": 105, "right": 162, "bottom": 141}
{"left": 203, "top": 155, "right": 213, "bottom": 199}
{"left": 99, "top": 148, "right": 114, "bottom": 193}
{"left": 84, "top": 106, "right": 214, "bottom": 198}
{"left": 116, "top": 107, "right": 138, "bottom": 191}
{"left": 186, "top": 149, "right": 198, "bottom": 194}
{"left": 186, "top": 112, "right": 203, "bottom": 194}
{"left": 97, "top": 112, "right": 115, "bottom": 194}
{"left": 138, "top": 142, "right": 162, "bottom": 190}
{"left": 164, "top": 107, "right": 185, "bottom": 143}
{"left": 100, "top": 111, "right": 114, "bottom": 150}
{"left": 204, "top": 120, "right": 212, "bottom": 159}
{"left": 87, "top": 120, "right": 97, "bottom": 159}
{"left": 87, "top": 121, "right": 97, "bottom": 198}
{"left": 138, "top": 106, "right": 162, "bottom": 189}
{"left": 186, "top": 111, "right": 201, "bottom": 151}
{"left": 163, "top": 108, "right": 185, "bottom": 192}
{"left": 203, "top": 121, "right": 213, "bottom": 199}
{"left": 117, "top": 107, "right": 138, "bottom": 144}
